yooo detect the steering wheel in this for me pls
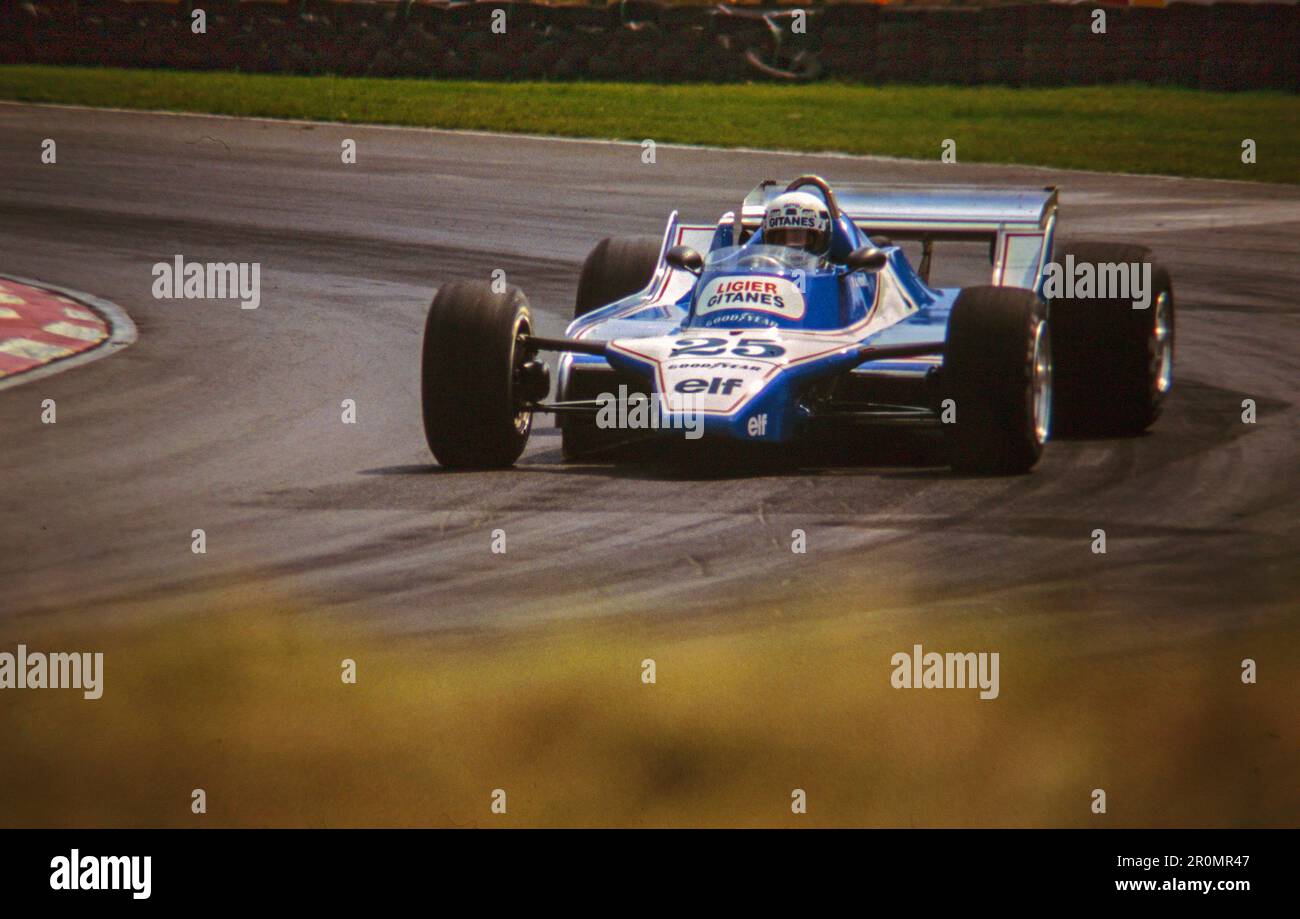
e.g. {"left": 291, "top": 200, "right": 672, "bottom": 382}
{"left": 783, "top": 175, "right": 842, "bottom": 223}
{"left": 738, "top": 254, "right": 784, "bottom": 270}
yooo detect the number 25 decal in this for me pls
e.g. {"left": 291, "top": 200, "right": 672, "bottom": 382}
{"left": 672, "top": 338, "right": 785, "bottom": 358}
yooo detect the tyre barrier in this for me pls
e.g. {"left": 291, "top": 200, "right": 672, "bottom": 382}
{"left": 1, "top": 0, "right": 1295, "bottom": 90}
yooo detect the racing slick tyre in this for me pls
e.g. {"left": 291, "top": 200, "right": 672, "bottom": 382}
{"left": 942, "top": 286, "right": 1052, "bottom": 475}
{"left": 421, "top": 281, "right": 534, "bottom": 469}
{"left": 563, "top": 235, "right": 661, "bottom": 460}
{"left": 573, "top": 235, "right": 662, "bottom": 319}
{"left": 1048, "top": 241, "right": 1174, "bottom": 436}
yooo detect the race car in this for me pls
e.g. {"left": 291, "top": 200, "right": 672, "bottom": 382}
{"left": 419, "top": 175, "right": 1174, "bottom": 473}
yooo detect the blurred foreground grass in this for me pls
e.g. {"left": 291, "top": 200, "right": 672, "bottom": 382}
{"left": 1, "top": 65, "right": 1296, "bottom": 182}
{"left": 2, "top": 584, "right": 1295, "bottom": 827}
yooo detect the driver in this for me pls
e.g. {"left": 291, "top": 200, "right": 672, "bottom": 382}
{"left": 762, "top": 191, "right": 831, "bottom": 256}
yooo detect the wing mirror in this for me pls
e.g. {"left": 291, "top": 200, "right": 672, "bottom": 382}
{"left": 667, "top": 245, "right": 704, "bottom": 276}
{"left": 846, "top": 246, "right": 888, "bottom": 274}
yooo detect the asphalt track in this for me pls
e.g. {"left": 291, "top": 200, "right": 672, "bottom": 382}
{"left": 0, "top": 103, "right": 1297, "bottom": 649}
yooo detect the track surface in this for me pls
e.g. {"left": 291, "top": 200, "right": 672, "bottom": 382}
{"left": 1, "top": 104, "right": 1297, "bottom": 646}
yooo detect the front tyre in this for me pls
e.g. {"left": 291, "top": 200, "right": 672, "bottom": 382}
{"left": 942, "top": 286, "right": 1051, "bottom": 475}
{"left": 421, "top": 281, "right": 533, "bottom": 468}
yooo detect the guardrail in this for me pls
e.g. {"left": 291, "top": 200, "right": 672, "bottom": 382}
{"left": 1, "top": 1, "right": 1294, "bottom": 90}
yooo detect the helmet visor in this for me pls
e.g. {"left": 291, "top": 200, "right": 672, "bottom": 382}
{"left": 767, "top": 227, "right": 824, "bottom": 252}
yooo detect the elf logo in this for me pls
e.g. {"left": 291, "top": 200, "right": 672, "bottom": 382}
{"left": 747, "top": 413, "right": 768, "bottom": 437}
{"left": 674, "top": 377, "right": 744, "bottom": 396}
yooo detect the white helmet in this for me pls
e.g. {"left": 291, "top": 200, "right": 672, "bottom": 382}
{"left": 763, "top": 191, "right": 831, "bottom": 254}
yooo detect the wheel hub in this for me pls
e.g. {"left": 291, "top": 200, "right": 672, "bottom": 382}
{"left": 511, "top": 320, "right": 535, "bottom": 437}
{"left": 1031, "top": 319, "right": 1052, "bottom": 445}
{"left": 1152, "top": 290, "right": 1173, "bottom": 394}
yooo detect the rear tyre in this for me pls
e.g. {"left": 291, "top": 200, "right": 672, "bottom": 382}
{"left": 942, "top": 286, "right": 1051, "bottom": 475}
{"left": 1048, "top": 240, "right": 1174, "bottom": 435}
{"left": 421, "top": 281, "right": 533, "bottom": 469}
{"left": 564, "top": 235, "right": 662, "bottom": 459}
{"left": 573, "top": 235, "right": 662, "bottom": 319}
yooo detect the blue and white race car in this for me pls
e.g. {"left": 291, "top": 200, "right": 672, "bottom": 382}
{"left": 420, "top": 176, "right": 1173, "bottom": 474}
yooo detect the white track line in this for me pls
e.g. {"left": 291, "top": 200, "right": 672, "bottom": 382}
{"left": 0, "top": 99, "right": 1287, "bottom": 189}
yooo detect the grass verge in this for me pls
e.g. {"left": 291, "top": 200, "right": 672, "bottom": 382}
{"left": 1, "top": 65, "right": 1296, "bottom": 183}
{"left": 2, "top": 585, "right": 1295, "bottom": 827}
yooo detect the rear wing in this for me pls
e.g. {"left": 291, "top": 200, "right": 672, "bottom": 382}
{"left": 739, "top": 182, "right": 1058, "bottom": 291}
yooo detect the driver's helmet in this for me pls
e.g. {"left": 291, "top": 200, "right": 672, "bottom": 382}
{"left": 763, "top": 191, "right": 831, "bottom": 255}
